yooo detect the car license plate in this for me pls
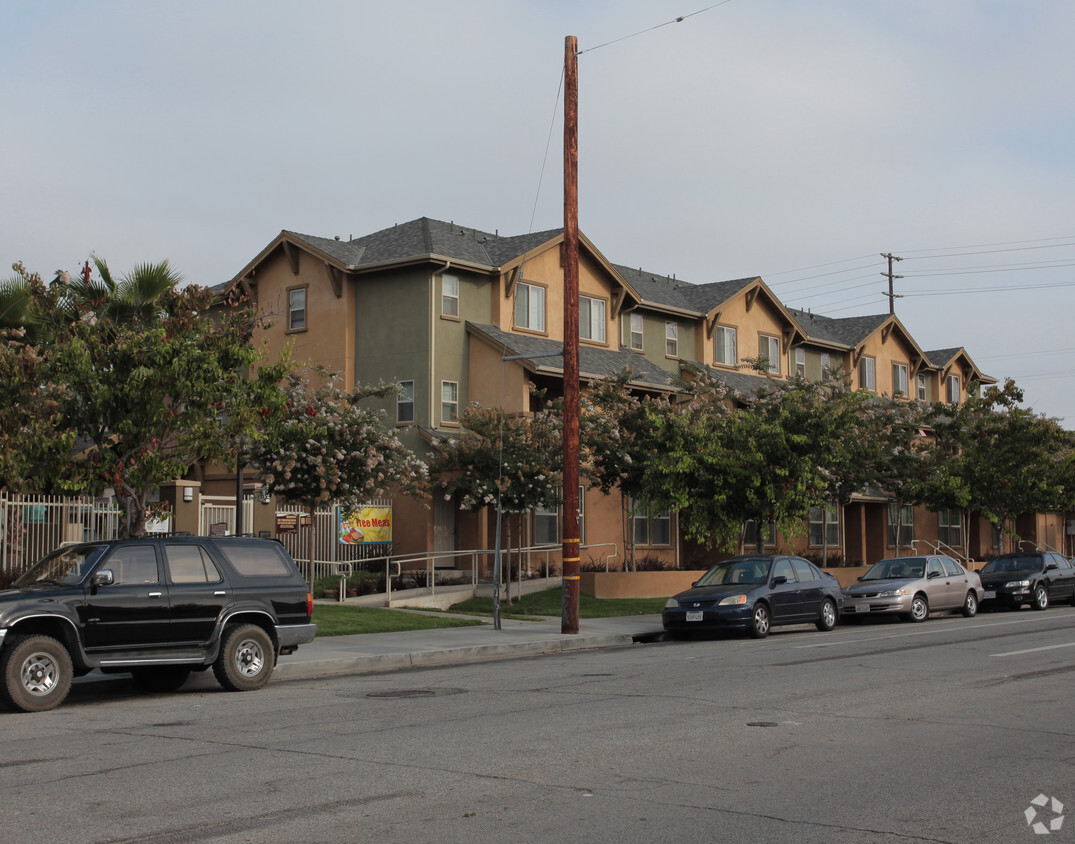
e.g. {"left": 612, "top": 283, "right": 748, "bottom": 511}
{"left": 984, "top": 590, "right": 995, "bottom": 600}
{"left": 856, "top": 604, "right": 870, "bottom": 613}
{"left": 686, "top": 610, "right": 703, "bottom": 622}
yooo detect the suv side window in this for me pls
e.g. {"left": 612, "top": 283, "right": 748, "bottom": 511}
{"left": 105, "top": 545, "right": 159, "bottom": 585}
{"left": 217, "top": 541, "right": 294, "bottom": 577}
{"left": 166, "top": 545, "right": 223, "bottom": 584}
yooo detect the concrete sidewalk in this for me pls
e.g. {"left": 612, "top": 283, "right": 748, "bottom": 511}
{"left": 273, "top": 613, "right": 666, "bottom": 681}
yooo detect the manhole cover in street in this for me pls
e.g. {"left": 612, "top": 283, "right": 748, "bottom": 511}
{"left": 746, "top": 721, "right": 780, "bottom": 727}
{"left": 366, "top": 688, "right": 466, "bottom": 699}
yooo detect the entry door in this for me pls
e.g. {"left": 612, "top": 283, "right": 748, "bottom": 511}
{"left": 433, "top": 494, "right": 456, "bottom": 568}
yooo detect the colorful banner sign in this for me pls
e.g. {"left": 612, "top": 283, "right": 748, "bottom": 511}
{"left": 339, "top": 506, "right": 392, "bottom": 545}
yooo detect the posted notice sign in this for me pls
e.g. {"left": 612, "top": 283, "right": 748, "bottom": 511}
{"left": 339, "top": 507, "right": 392, "bottom": 545}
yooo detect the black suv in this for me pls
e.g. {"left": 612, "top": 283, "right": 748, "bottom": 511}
{"left": 0, "top": 535, "right": 316, "bottom": 712}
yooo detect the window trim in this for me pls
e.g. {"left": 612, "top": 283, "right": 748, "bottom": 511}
{"left": 820, "top": 352, "right": 832, "bottom": 382}
{"left": 629, "top": 312, "right": 644, "bottom": 352}
{"left": 808, "top": 505, "right": 840, "bottom": 548}
{"left": 440, "top": 380, "right": 459, "bottom": 425}
{"left": 441, "top": 274, "right": 460, "bottom": 319}
{"left": 794, "top": 347, "right": 806, "bottom": 378}
{"left": 892, "top": 362, "right": 909, "bottom": 397}
{"left": 286, "top": 285, "right": 308, "bottom": 333}
{"left": 859, "top": 356, "right": 877, "bottom": 391}
{"left": 714, "top": 324, "right": 737, "bottom": 367}
{"left": 887, "top": 502, "right": 914, "bottom": 548}
{"left": 396, "top": 380, "right": 415, "bottom": 425}
{"left": 665, "top": 321, "right": 679, "bottom": 358}
{"left": 760, "top": 334, "right": 780, "bottom": 375}
{"left": 514, "top": 280, "right": 547, "bottom": 334}
{"left": 917, "top": 373, "right": 927, "bottom": 401}
{"left": 946, "top": 373, "right": 961, "bottom": 404}
{"left": 579, "top": 294, "right": 607, "bottom": 344}
{"left": 629, "top": 498, "right": 671, "bottom": 547}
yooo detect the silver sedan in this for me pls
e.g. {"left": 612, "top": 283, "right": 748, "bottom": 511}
{"left": 842, "top": 555, "right": 984, "bottom": 622}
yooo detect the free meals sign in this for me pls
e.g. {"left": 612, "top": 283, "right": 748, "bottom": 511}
{"left": 339, "top": 507, "right": 392, "bottom": 545}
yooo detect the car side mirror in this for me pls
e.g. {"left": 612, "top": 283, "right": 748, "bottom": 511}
{"left": 771, "top": 575, "right": 788, "bottom": 587}
{"left": 1046, "top": 563, "right": 1058, "bottom": 571}
{"left": 691, "top": 580, "right": 699, "bottom": 587}
{"left": 93, "top": 569, "right": 114, "bottom": 587}
{"left": 927, "top": 570, "right": 940, "bottom": 579}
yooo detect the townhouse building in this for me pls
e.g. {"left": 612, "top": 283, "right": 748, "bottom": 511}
{"left": 214, "top": 216, "right": 1057, "bottom": 570}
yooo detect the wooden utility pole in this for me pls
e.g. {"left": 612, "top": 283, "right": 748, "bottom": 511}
{"left": 881, "top": 252, "right": 903, "bottom": 315}
{"left": 561, "top": 35, "right": 581, "bottom": 635}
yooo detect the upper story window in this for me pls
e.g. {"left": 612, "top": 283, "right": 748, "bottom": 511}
{"left": 794, "top": 348, "right": 806, "bottom": 378}
{"left": 946, "top": 374, "right": 961, "bottom": 404}
{"left": 917, "top": 373, "right": 927, "bottom": 401}
{"left": 580, "top": 295, "right": 606, "bottom": 343}
{"left": 288, "top": 287, "right": 307, "bottom": 332}
{"left": 441, "top": 381, "right": 459, "bottom": 424}
{"left": 859, "top": 357, "right": 876, "bottom": 391}
{"left": 665, "top": 321, "right": 679, "bottom": 358}
{"left": 892, "top": 363, "right": 909, "bottom": 397}
{"left": 515, "top": 281, "right": 545, "bottom": 333}
{"left": 820, "top": 352, "right": 832, "bottom": 382}
{"left": 441, "top": 274, "right": 459, "bottom": 318}
{"left": 397, "top": 380, "right": 415, "bottom": 424}
{"left": 761, "top": 334, "right": 780, "bottom": 375}
{"left": 629, "top": 313, "right": 644, "bottom": 351}
{"left": 714, "top": 325, "right": 737, "bottom": 366}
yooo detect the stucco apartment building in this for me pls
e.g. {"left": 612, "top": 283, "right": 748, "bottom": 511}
{"left": 216, "top": 216, "right": 1059, "bottom": 570}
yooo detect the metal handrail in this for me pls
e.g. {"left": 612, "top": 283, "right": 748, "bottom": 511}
{"left": 911, "top": 538, "right": 970, "bottom": 563}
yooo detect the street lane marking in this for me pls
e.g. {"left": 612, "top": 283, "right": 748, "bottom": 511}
{"left": 795, "top": 612, "right": 1075, "bottom": 650}
{"left": 992, "top": 642, "right": 1075, "bottom": 657}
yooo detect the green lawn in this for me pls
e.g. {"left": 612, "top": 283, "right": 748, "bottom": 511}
{"left": 446, "top": 587, "right": 667, "bottom": 619}
{"left": 313, "top": 604, "right": 486, "bottom": 637}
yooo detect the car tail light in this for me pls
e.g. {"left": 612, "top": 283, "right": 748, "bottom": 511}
{"left": 307, "top": 592, "right": 313, "bottom": 619}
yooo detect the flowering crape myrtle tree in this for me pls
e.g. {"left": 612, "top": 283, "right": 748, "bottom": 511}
{"left": 0, "top": 258, "right": 288, "bottom": 535}
{"left": 246, "top": 371, "right": 428, "bottom": 581}
{"left": 427, "top": 402, "right": 561, "bottom": 602}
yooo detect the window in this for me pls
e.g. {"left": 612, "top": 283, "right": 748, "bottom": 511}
{"left": 794, "top": 347, "right": 806, "bottom": 378}
{"left": 792, "top": 558, "right": 821, "bottom": 583}
{"left": 288, "top": 287, "right": 307, "bottom": 331}
{"left": 820, "top": 352, "right": 832, "bottom": 382}
{"left": 397, "top": 380, "right": 415, "bottom": 424}
{"left": 773, "top": 558, "right": 796, "bottom": 582}
{"left": 941, "top": 557, "right": 964, "bottom": 577}
{"left": 441, "top": 274, "right": 459, "bottom": 318}
{"left": 859, "top": 357, "right": 876, "bottom": 391}
{"left": 629, "top": 313, "right": 644, "bottom": 351}
{"left": 580, "top": 296, "right": 606, "bottom": 342}
{"left": 809, "top": 506, "right": 840, "bottom": 547}
{"left": 887, "top": 502, "right": 914, "bottom": 548}
{"left": 761, "top": 335, "right": 780, "bottom": 374}
{"left": 515, "top": 281, "right": 545, "bottom": 332}
{"left": 892, "top": 363, "right": 908, "bottom": 397}
{"left": 166, "top": 545, "right": 222, "bottom": 584}
{"left": 714, "top": 325, "right": 737, "bottom": 366}
{"left": 744, "top": 520, "right": 776, "bottom": 548}
{"left": 534, "top": 486, "right": 585, "bottom": 545}
{"left": 946, "top": 374, "right": 961, "bottom": 404}
{"left": 218, "top": 541, "right": 293, "bottom": 577}
{"left": 105, "top": 545, "right": 159, "bottom": 585}
{"left": 441, "top": 381, "right": 458, "bottom": 423}
{"left": 917, "top": 373, "right": 927, "bottom": 401}
{"left": 665, "top": 321, "right": 678, "bottom": 357}
{"left": 629, "top": 499, "right": 670, "bottom": 546}
{"left": 937, "top": 508, "right": 961, "bottom": 547}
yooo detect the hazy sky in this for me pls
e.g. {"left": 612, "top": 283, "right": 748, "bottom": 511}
{"left": 5, "top": 1, "right": 1075, "bottom": 422}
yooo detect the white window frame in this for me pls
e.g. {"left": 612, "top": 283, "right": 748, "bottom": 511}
{"left": 665, "top": 321, "right": 678, "bottom": 358}
{"left": 794, "top": 347, "right": 806, "bottom": 378}
{"left": 580, "top": 295, "right": 606, "bottom": 343}
{"left": 441, "top": 274, "right": 459, "bottom": 318}
{"left": 859, "top": 357, "right": 876, "bottom": 391}
{"left": 288, "top": 286, "right": 307, "bottom": 332}
{"left": 441, "top": 381, "right": 459, "bottom": 424}
{"left": 515, "top": 281, "right": 546, "bottom": 333}
{"left": 533, "top": 486, "right": 585, "bottom": 545}
{"left": 761, "top": 335, "right": 780, "bottom": 375}
{"left": 809, "top": 506, "right": 840, "bottom": 547}
{"left": 917, "top": 373, "right": 927, "bottom": 401}
{"left": 629, "top": 498, "right": 671, "bottom": 547}
{"left": 946, "top": 374, "right": 960, "bottom": 404}
{"left": 887, "top": 502, "right": 914, "bottom": 548}
{"left": 714, "top": 325, "right": 737, "bottom": 366}
{"left": 820, "top": 352, "right": 832, "bottom": 382}
{"left": 629, "top": 313, "right": 644, "bottom": 351}
{"left": 892, "top": 362, "right": 909, "bottom": 397}
{"left": 938, "top": 508, "right": 961, "bottom": 548}
{"left": 396, "top": 380, "right": 415, "bottom": 424}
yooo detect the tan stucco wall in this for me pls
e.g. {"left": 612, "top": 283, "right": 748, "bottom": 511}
{"left": 581, "top": 570, "right": 706, "bottom": 598}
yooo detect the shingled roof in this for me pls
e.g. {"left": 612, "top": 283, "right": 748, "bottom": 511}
{"left": 466, "top": 322, "right": 678, "bottom": 392}
{"left": 786, "top": 308, "right": 891, "bottom": 347}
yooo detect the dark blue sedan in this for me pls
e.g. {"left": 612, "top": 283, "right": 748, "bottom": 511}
{"left": 662, "top": 554, "right": 843, "bottom": 639}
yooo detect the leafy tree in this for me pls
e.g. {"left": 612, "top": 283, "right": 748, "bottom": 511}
{"left": 246, "top": 371, "right": 428, "bottom": 579}
{"left": 0, "top": 258, "right": 289, "bottom": 535}
{"left": 427, "top": 401, "right": 560, "bottom": 601}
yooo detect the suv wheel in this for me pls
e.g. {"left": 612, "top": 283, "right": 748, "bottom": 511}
{"left": 214, "top": 624, "right": 274, "bottom": 692}
{"left": 1, "top": 635, "right": 73, "bottom": 713}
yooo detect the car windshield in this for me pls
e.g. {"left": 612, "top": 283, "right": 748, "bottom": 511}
{"left": 14, "top": 544, "right": 108, "bottom": 587}
{"left": 980, "top": 555, "right": 1042, "bottom": 574}
{"left": 695, "top": 560, "right": 770, "bottom": 587}
{"left": 861, "top": 558, "right": 926, "bottom": 581}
